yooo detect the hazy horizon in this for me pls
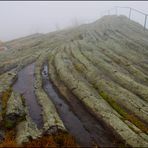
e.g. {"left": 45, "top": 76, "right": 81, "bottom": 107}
{"left": 0, "top": 1, "right": 148, "bottom": 42}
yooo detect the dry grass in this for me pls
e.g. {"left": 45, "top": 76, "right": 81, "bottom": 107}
{"left": 24, "top": 135, "right": 56, "bottom": 148}
{"left": 24, "top": 132, "right": 79, "bottom": 148}
{"left": 0, "top": 130, "right": 18, "bottom": 148}
{"left": 0, "top": 131, "right": 79, "bottom": 148}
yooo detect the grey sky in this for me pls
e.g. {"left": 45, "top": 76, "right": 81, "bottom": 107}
{"left": 0, "top": 1, "right": 148, "bottom": 41}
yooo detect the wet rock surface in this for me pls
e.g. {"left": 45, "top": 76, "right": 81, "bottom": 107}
{"left": 13, "top": 63, "right": 43, "bottom": 129}
{"left": 34, "top": 53, "right": 66, "bottom": 133}
{"left": 42, "top": 64, "right": 94, "bottom": 146}
{"left": 45, "top": 60, "right": 126, "bottom": 147}
{"left": 0, "top": 15, "right": 148, "bottom": 147}
{"left": 54, "top": 48, "right": 148, "bottom": 147}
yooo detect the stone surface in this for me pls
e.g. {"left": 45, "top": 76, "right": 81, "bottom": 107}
{"left": 15, "top": 105, "right": 42, "bottom": 145}
{"left": 54, "top": 51, "right": 148, "bottom": 147}
{"left": 34, "top": 52, "right": 66, "bottom": 133}
{"left": 6, "top": 91, "right": 25, "bottom": 118}
{"left": 1, "top": 15, "right": 148, "bottom": 147}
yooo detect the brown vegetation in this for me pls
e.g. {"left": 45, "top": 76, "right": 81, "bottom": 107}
{"left": 0, "top": 130, "right": 17, "bottom": 147}
{"left": 24, "top": 132, "right": 79, "bottom": 148}
{"left": 0, "top": 131, "right": 79, "bottom": 148}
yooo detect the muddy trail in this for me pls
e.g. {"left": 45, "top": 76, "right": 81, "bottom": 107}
{"left": 13, "top": 63, "right": 43, "bottom": 129}
{"left": 42, "top": 64, "right": 124, "bottom": 147}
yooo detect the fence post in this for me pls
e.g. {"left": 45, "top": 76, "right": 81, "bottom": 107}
{"left": 129, "top": 7, "right": 132, "bottom": 19}
{"left": 144, "top": 15, "right": 147, "bottom": 31}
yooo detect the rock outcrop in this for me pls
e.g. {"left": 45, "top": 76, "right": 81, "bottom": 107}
{"left": 34, "top": 52, "right": 66, "bottom": 133}
{"left": 16, "top": 106, "right": 42, "bottom": 145}
{"left": 6, "top": 91, "right": 25, "bottom": 127}
{"left": 0, "top": 41, "right": 6, "bottom": 51}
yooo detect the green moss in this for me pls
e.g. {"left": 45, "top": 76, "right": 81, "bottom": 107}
{"left": 5, "top": 119, "right": 15, "bottom": 129}
{"left": 100, "top": 91, "right": 126, "bottom": 116}
{"left": 100, "top": 91, "right": 148, "bottom": 133}
{"left": 74, "top": 62, "right": 85, "bottom": 73}
{"left": 20, "top": 95, "right": 26, "bottom": 107}
{"left": 5, "top": 114, "right": 26, "bottom": 130}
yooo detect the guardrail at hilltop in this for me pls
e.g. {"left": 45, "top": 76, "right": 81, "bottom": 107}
{"left": 101, "top": 6, "right": 148, "bottom": 31}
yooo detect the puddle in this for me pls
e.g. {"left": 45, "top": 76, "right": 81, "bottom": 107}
{"left": 42, "top": 65, "right": 93, "bottom": 146}
{"left": 13, "top": 63, "right": 43, "bottom": 129}
{"left": 42, "top": 64, "right": 123, "bottom": 147}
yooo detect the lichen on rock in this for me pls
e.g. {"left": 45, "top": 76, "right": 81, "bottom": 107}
{"left": 6, "top": 91, "right": 25, "bottom": 119}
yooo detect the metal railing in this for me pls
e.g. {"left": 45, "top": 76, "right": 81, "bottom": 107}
{"left": 101, "top": 6, "right": 148, "bottom": 31}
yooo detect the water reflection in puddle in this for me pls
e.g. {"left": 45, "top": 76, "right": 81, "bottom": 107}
{"left": 13, "top": 63, "right": 43, "bottom": 129}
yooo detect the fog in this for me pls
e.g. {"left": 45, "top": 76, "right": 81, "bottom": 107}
{"left": 0, "top": 1, "right": 148, "bottom": 41}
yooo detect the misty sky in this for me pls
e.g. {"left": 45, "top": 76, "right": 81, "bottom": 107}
{"left": 0, "top": 1, "right": 148, "bottom": 41}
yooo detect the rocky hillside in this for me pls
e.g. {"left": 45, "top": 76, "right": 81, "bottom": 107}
{"left": 0, "top": 41, "right": 7, "bottom": 52}
{"left": 0, "top": 15, "right": 148, "bottom": 147}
